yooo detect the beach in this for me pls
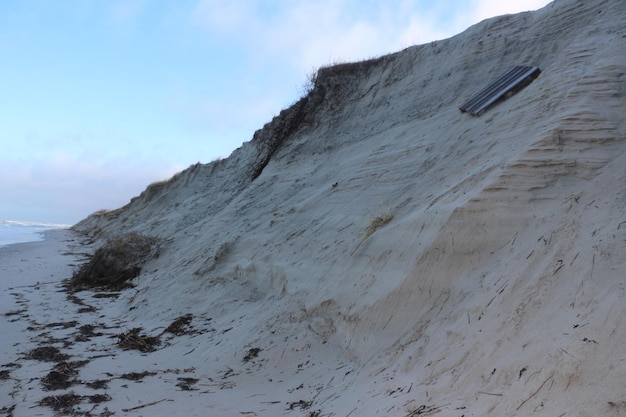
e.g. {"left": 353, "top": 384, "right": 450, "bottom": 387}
{"left": 0, "top": 232, "right": 357, "bottom": 417}
{"left": 0, "top": 221, "right": 72, "bottom": 248}
{"left": 0, "top": 231, "right": 217, "bottom": 416}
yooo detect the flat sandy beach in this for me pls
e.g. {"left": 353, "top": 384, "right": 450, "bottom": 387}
{"left": 1, "top": 232, "right": 348, "bottom": 417}
{"left": 1, "top": 231, "right": 243, "bottom": 417}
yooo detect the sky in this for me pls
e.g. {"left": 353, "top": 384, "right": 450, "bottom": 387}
{"left": 0, "top": 0, "right": 551, "bottom": 225}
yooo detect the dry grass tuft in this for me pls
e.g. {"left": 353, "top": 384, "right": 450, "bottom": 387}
{"left": 39, "top": 392, "right": 82, "bottom": 411}
{"left": 69, "top": 233, "right": 159, "bottom": 291}
{"left": 351, "top": 209, "right": 394, "bottom": 256}
{"left": 363, "top": 210, "right": 394, "bottom": 240}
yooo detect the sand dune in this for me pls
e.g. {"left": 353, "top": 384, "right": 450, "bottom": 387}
{"left": 2, "top": 0, "right": 625, "bottom": 415}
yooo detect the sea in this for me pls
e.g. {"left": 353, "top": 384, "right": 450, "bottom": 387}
{"left": 0, "top": 220, "right": 71, "bottom": 248}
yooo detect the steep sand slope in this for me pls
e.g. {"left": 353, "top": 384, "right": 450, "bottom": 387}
{"left": 71, "top": 0, "right": 625, "bottom": 415}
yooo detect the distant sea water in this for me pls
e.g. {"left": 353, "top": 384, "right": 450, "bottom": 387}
{"left": 0, "top": 220, "right": 71, "bottom": 248}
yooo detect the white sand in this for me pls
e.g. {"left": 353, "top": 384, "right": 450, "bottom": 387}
{"left": 3, "top": 0, "right": 626, "bottom": 415}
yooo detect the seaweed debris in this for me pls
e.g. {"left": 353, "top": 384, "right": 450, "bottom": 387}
{"left": 117, "top": 328, "right": 161, "bottom": 353}
{"left": 25, "top": 346, "right": 70, "bottom": 362}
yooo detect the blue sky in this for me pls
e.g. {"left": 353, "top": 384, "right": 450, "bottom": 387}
{"left": 0, "top": 0, "right": 550, "bottom": 225}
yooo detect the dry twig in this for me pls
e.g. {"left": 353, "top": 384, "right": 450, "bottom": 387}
{"left": 122, "top": 398, "right": 170, "bottom": 412}
{"left": 516, "top": 376, "right": 552, "bottom": 410}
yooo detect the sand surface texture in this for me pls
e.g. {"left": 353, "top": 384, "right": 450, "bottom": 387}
{"left": 3, "top": 0, "right": 626, "bottom": 415}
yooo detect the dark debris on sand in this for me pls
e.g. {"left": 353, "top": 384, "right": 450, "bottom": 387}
{"left": 0, "top": 404, "right": 16, "bottom": 416}
{"left": 243, "top": 347, "right": 262, "bottom": 363}
{"left": 68, "top": 233, "right": 160, "bottom": 292}
{"left": 25, "top": 346, "right": 70, "bottom": 362}
{"left": 287, "top": 399, "right": 313, "bottom": 410}
{"left": 39, "top": 392, "right": 82, "bottom": 411}
{"left": 85, "top": 379, "right": 110, "bottom": 390}
{"left": 117, "top": 328, "right": 161, "bottom": 353}
{"left": 41, "top": 360, "right": 89, "bottom": 391}
{"left": 119, "top": 370, "right": 158, "bottom": 381}
{"left": 176, "top": 377, "right": 199, "bottom": 391}
{"left": 163, "top": 314, "right": 194, "bottom": 336}
{"left": 74, "top": 324, "right": 104, "bottom": 342}
{"left": 39, "top": 391, "right": 112, "bottom": 415}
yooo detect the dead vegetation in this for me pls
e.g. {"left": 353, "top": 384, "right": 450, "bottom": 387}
{"left": 364, "top": 210, "right": 393, "bottom": 240}
{"left": 243, "top": 347, "right": 262, "bottom": 363}
{"left": 91, "top": 292, "right": 120, "bottom": 299}
{"left": 69, "top": 233, "right": 160, "bottom": 291}
{"left": 0, "top": 405, "right": 15, "bottom": 415}
{"left": 85, "top": 379, "right": 110, "bottom": 390}
{"left": 163, "top": 314, "right": 194, "bottom": 336}
{"left": 90, "top": 209, "right": 111, "bottom": 216}
{"left": 41, "top": 370, "right": 74, "bottom": 391}
{"left": 287, "top": 399, "right": 313, "bottom": 410}
{"left": 25, "top": 346, "right": 70, "bottom": 362}
{"left": 1, "top": 362, "right": 20, "bottom": 381}
{"left": 176, "top": 377, "right": 199, "bottom": 391}
{"left": 119, "top": 370, "right": 158, "bottom": 381}
{"left": 39, "top": 392, "right": 82, "bottom": 411}
{"left": 117, "top": 328, "right": 161, "bottom": 353}
{"left": 87, "top": 394, "right": 112, "bottom": 404}
{"left": 44, "top": 320, "right": 78, "bottom": 329}
{"left": 4, "top": 309, "right": 27, "bottom": 317}
{"left": 351, "top": 209, "right": 394, "bottom": 255}
{"left": 74, "top": 324, "right": 103, "bottom": 342}
{"left": 41, "top": 360, "right": 89, "bottom": 390}
{"left": 39, "top": 391, "right": 111, "bottom": 413}
{"left": 116, "top": 314, "right": 198, "bottom": 352}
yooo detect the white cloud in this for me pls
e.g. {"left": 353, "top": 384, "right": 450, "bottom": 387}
{"left": 190, "top": 0, "right": 451, "bottom": 74}
{"left": 191, "top": 0, "right": 553, "bottom": 74}
{"left": 254, "top": 1, "right": 409, "bottom": 71}
{"left": 181, "top": 1, "right": 483, "bottom": 161}
{"left": 194, "top": 0, "right": 554, "bottom": 63}
{"left": 185, "top": 0, "right": 554, "bottom": 142}
{"left": 191, "top": 1, "right": 468, "bottom": 131}
{"left": 0, "top": 145, "right": 182, "bottom": 223}
{"left": 470, "top": 0, "right": 551, "bottom": 22}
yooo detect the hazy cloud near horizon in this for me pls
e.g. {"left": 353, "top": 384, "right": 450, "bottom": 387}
{"left": 0, "top": 0, "right": 551, "bottom": 225}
